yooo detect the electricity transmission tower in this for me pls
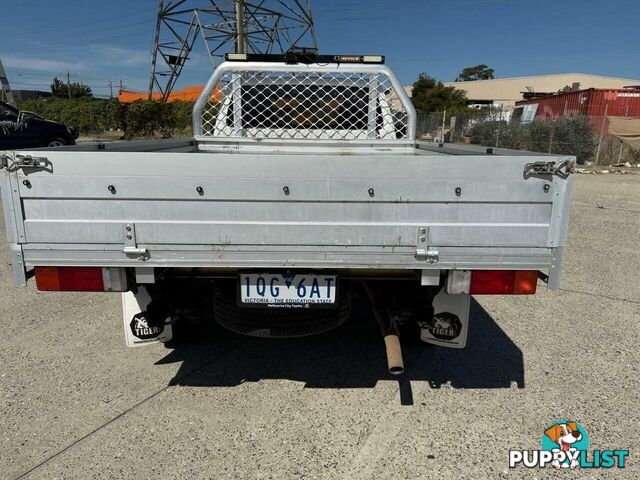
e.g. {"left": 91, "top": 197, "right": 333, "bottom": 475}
{"left": 148, "top": 0, "right": 316, "bottom": 101}
{"left": 0, "top": 58, "right": 17, "bottom": 107}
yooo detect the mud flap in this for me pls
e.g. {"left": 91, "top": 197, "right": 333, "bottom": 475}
{"left": 122, "top": 287, "right": 173, "bottom": 347}
{"left": 418, "top": 290, "right": 469, "bottom": 349}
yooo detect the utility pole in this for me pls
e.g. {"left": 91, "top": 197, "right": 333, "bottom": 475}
{"left": 108, "top": 81, "right": 113, "bottom": 98}
{"left": 119, "top": 79, "right": 124, "bottom": 93}
{"left": 66, "top": 71, "right": 72, "bottom": 99}
{"left": 235, "top": 0, "right": 246, "bottom": 54}
{"left": 0, "top": 57, "right": 17, "bottom": 107}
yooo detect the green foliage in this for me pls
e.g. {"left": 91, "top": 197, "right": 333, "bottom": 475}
{"left": 17, "top": 98, "right": 195, "bottom": 137}
{"left": 457, "top": 64, "right": 495, "bottom": 81}
{"left": 470, "top": 116, "right": 597, "bottom": 164}
{"left": 170, "top": 100, "right": 195, "bottom": 134}
{"left": 50, "top": 77, "right": 93, "bottom": 98}
{"left": 114, "top": 100, "right": 173, "bottom": 138}
{"left": 411, "top": 73, "right": 468, "bottom": 113}
{"left": 19, "top": 97, "right": 118, "bottom": 134}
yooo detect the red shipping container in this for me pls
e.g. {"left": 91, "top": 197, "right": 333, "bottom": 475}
{"left": 516, "top": 88, "right": 640, "bottom": 132}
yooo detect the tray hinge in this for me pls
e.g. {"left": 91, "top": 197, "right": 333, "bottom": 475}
{"left": 123, "top": 223, "right": 149, "bottom": 260}
{"left": 415, "top": 226, "right": 439, "bottom": 263}
{"left": 1, "top": 154, "right": 53, "bottom": 173}
{"left": 523, "top": 158, "right": 575, "bottom": 179}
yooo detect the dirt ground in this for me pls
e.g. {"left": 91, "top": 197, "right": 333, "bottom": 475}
{"left": 1, "top": 174, "right": 639, "bottom": 479}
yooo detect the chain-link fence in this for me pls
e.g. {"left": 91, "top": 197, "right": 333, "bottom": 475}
{"left": 416, "top": 107, "right": 640, "bottom": 166}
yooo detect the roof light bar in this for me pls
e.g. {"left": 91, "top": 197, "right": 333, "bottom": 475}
{"left": 363, "top": 55, "right": 385, "bottom": 63}
{"left": 224, "top": 53, "right": 385, "bottom": 64}
{"left": 226, "top": 53, "right": 248, "bottom": 61}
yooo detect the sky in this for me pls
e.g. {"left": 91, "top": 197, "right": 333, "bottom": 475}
{"left": 2, "top": 0, "right": 640, "bottom": 98}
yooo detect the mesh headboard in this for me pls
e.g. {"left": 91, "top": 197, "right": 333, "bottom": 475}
{"left": 193, "top": 62, "right": 416, "bottom": 143}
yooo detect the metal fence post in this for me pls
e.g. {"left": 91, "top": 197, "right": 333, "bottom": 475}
{"left": 617, "top": 140, "right": 624, "bottom": 164}
{"left": 450, "top": 115, "right": 457, "bottom": 143}
{"left": 594, "top": 103, "right": 608, "bottom": 165}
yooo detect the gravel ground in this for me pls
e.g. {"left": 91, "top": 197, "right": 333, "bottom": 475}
{"left": 0, "top": 174, "right": 638, "bottom": 479}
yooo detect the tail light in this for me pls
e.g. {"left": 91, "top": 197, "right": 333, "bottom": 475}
{"left": 469, "top": 270, "right": 538, "bottom": 295}
{"left": 35, "top": 267, "right": 127, "bottom": 292}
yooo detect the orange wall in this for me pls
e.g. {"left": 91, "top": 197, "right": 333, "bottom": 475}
{"left": 118, "top": 85, "right": 221, "bottom": 103}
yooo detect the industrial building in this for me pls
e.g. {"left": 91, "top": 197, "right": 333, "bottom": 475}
{"left": 440, "top": 73, "right": 640, "bottom": 108}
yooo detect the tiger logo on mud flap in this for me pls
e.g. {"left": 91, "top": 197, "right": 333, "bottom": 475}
{"left": 130, "top": 312, "right": 164, "bottom": 340}
{"left": 427, "top": 312, "right": 462, "bottom": 340}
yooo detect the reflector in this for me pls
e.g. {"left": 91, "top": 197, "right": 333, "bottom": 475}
{"left": 514, "top": 270, "right": 538, "bottom": 294}
{"left": 34, "top": 266, "right": 60, "bottom": 291}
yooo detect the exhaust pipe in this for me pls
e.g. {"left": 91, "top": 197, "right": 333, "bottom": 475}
{"left": 363, "top": 282, "right": 405, "bottom": 375}
{"left": 383, "top": 334, "right": 404, "bottom": 375}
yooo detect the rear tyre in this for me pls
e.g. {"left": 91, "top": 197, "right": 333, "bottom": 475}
{"left": 44, "top": 136, "right": 68, "bottom": 147}
{"left": 213, "top": 280, "right": 352, "bottom": 338}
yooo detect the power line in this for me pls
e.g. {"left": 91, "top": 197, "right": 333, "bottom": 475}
{"left": 8, "top": 68, "right": 134, "bottom": 91}
{"left": 9, "top": 81, "right": 52, "bottom": 87}
{"left": 0, "top": 19, "right": 155, "bottom": 46}
{"left": 1, "top": 7, "right": 152, "bottom": 38}
{"left": 12, "top": 80, "right": 118, "bottom": 91}
{"left": 1, "top": 30, "right": 153, "bottom": 52}
{"left": 13, "top": 72, "right": 131, "bottom": 84}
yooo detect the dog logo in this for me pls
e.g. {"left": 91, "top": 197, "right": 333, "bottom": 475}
{"left": 130, "top": 312, "right": 164, "bottom": 340}
{"left": 543, "top": 421, "right": 587, "bottom": 469}
{"left": 510, "top": 420, "right": 629, "bottom": 469}
{"left": 427, "top": 312, "right": 462, "bottom": 340}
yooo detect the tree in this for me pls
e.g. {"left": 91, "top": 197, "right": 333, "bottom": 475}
{"left": 50, "top": 77, "right": 93, "bottom": 98}
{"left": 457, "top": 64, "right": 495, "bottom": 81}
{"left": 410, "top": 73, "right": 468, "bottom": 112}
{"left": 558, "top": 83, "right": 580, "bottom": 93}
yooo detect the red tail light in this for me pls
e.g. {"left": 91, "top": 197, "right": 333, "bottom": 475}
{"left": 35, "top": 267, "right": 104, "bottom": 291}
{"left": 469, "top": 270, "right": 538, "bottom": 295}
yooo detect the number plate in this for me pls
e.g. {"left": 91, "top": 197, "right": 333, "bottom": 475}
{"left": 240, "top": 273, "right": 337, "bottom": 307}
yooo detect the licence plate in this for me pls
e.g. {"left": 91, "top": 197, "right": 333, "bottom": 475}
{"left": 240, "top": 273, "right": 337, "bottom": 306}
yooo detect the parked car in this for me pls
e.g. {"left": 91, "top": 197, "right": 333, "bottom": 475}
{"left": 0, "top": 101, "right": 77, "bottom": 149}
